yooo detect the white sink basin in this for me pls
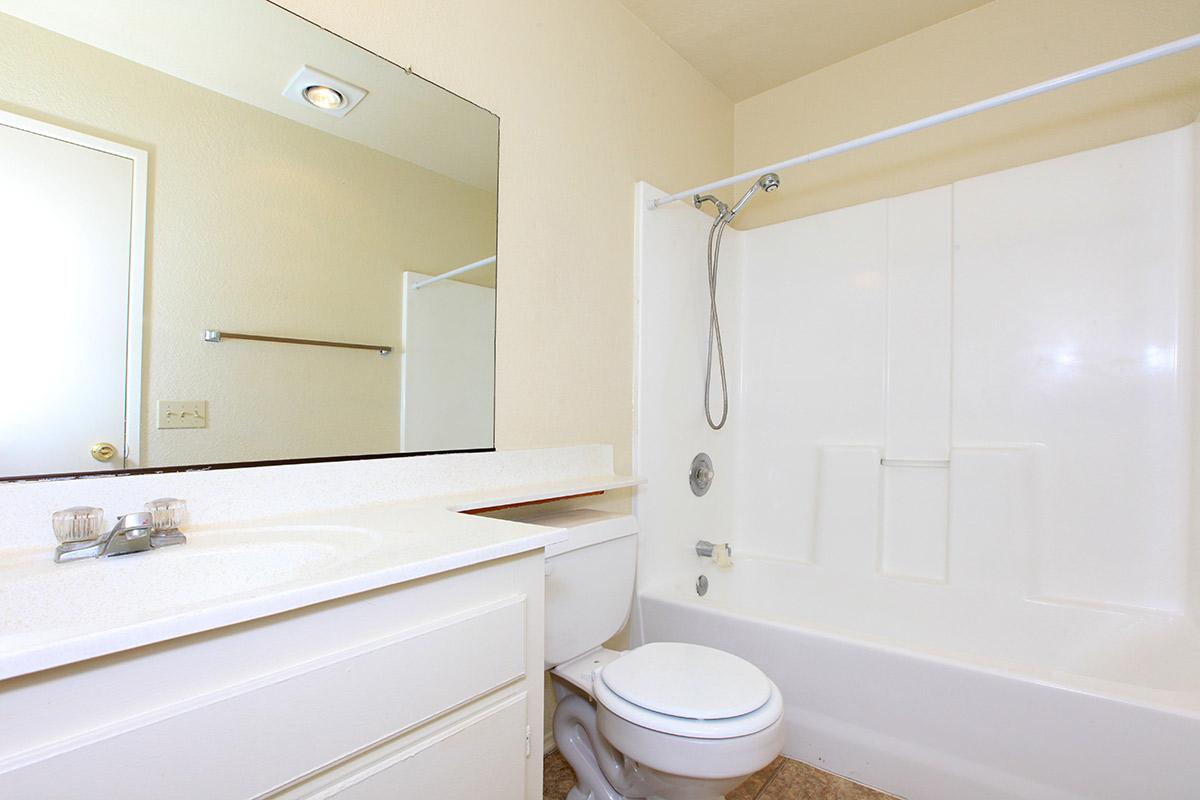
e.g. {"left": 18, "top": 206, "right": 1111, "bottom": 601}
{"left": 0, "top": 526, "right": 380, "bottom": 637}
{"left": 0, "top": 502, "right": 566, "bottom": 682}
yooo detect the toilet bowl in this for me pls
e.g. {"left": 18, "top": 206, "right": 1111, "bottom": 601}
{"left": 553, "top": 642, "right": 784, "bottom": 800}
{"left": 505, "top": 506, "right": 783, "bottom": 800}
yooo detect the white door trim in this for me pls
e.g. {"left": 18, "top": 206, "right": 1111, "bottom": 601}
{"left": 0, "top": 109, "right": 148, "bottom": 469}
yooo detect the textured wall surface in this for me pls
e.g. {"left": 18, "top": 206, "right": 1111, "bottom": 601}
{"left": 614, "top": 0, "right": 989, "bottom": 101}
{"left": 278, "top": 0, "right": 734, "bottom": 476}
{"left": 732, "top": 0, "right": 1200, "bottom": 228}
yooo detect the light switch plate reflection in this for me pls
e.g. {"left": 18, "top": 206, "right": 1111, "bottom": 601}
{"left": 158, "top": 400, "right": 207, "bottom": 429}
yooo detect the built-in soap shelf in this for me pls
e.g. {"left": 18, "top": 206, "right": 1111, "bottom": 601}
{"left": 880, "top": 458, "right": 949, "bottom": 469}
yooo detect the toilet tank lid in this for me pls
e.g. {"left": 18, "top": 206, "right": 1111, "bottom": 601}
{"left": 505, "top": 508, "right": 637, "bottom": 557}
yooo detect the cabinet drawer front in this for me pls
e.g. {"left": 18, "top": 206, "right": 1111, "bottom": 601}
{"left": 292, "top": 693, "right": 528, "bottom": 800}
{"left": 0, "top": 596, "right": 526, "bottom": 799}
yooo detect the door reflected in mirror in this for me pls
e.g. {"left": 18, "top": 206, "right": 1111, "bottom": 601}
{"left": 0, "top": 0, "right": 498, "bottom": 480}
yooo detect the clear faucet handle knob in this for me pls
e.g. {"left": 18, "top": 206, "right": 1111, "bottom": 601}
{"left": 146, "top": 498, "right": 187, "bottom": 530}
{"left": 51, "top": 506, "right": 104, "bottom": 544}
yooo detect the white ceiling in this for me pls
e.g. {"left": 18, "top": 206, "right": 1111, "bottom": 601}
{"left": 619, "top": 0, "right": 992, "bottom": 101}
{"left": 0, "top": 0, "right": 498, "bottom": 190}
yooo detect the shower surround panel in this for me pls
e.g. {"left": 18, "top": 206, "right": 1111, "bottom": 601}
{"left": 633, "top": 123, "right": 1199, "bottom": 799}
{"left": 733, "top": 125, "right": 1193, "bottom": 612}
{"left": 633, "top": 180, "right": 743, "bottom": 594}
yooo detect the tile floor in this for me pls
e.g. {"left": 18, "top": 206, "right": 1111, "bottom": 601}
{"left": 543, "top": 750, "right": 899, "bottom": 799}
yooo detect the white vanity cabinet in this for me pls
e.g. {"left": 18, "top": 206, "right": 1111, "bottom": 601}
{"left": 0, "top": 551, "right": 545, "bottom": 800}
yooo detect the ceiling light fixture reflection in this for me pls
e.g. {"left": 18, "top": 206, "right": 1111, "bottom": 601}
{"left": 282, "top": 66, "right": 368, "bottom": 118}
{"left": 302, "top": 84, "right": 345, "bottom": 110}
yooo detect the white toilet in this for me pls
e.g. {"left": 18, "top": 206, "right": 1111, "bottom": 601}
{"left": 530, "top": 508, "right": 784, "bottom": 800}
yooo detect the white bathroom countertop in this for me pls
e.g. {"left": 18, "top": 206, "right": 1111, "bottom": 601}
{"left": 0, "top": 472, "right": 641, "bottom": 681}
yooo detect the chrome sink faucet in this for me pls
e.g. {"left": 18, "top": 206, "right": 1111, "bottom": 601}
{"left": 52, "top": 499, "right": 188, "bottom": 563}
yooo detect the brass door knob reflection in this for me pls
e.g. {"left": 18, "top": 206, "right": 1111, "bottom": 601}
{"left": 91, "top": 442, "right": 118, "bottom": 462}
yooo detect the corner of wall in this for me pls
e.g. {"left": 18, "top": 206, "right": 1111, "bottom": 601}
{"left": 1190, "top": 116, "right": 1200, "bottom": 620}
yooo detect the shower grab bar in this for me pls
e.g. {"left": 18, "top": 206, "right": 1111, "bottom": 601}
{"left": 881, "top": 458, "right": 949, "bottom": 469}
{"left": 412, "top": 255, "right": 496, "bottom": 290}
{"left": 203, "top": 329, "right": 392, "bottom": 355}
{"left": 649, "top": 32, "right": 1200, "bottom": 209}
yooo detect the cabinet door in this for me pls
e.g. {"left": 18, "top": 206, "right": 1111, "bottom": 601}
{"left": 300, "top": 693, "right": 528, "bottom": 800}
{"left": 0, "top": 597, "right": 527, "bottom": 799}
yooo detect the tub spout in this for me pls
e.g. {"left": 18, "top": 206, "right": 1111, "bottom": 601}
{"left": 695, "top": 540, "right": 733, "bottom": 567}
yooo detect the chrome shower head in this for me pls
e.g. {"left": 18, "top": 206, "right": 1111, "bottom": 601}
{"left": 728, "top": 172, "right": 782, "bottom": 217}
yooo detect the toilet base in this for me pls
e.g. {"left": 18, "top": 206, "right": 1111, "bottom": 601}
{"left": 563, "top": 787, "right": 728, "bottom": 800}
{"left": 552, "top": 689, "right": 779, "bottom": 800}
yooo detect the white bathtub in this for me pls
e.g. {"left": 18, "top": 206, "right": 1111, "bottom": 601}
{"left": 635, "top": 557, "right": 1200, "bottom": 800}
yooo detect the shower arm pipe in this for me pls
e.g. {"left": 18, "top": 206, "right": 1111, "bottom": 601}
{"left": 412, "top": 255, "right": 496, "bottom": 290}
{"left": 649, "top": 32, "right": 1200, "bottom": 210}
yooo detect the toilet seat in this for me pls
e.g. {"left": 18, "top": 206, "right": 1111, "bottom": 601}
{"left": 594, "top": 642, "right": 784, "bottom": 739}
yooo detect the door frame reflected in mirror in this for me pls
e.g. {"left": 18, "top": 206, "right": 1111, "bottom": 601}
{"left": 0, "top": 107, "right": 148, "bottom": 477}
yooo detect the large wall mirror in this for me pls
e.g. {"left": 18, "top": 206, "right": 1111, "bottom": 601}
{"left": 0, "top": 1, "right": 499, "bottom": 480}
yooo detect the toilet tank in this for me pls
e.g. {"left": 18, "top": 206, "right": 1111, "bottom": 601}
{"left": 497, "top": 507, "right": 638, "bottom": 668}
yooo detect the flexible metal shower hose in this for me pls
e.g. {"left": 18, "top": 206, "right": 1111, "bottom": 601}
{"left": 704, "top": 212, "right": 731, "bottom": 430}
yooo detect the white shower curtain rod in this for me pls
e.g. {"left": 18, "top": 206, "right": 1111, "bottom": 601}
{"left": 650, "top": 32, "right": 1200, "bottom": 209}
{"left": 412, "top": 255, "right": 497, "bottom": 290}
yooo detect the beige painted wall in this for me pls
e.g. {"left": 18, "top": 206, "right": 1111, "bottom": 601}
{"left": 270, "top": 0, "right": 733, "bottom": 753}
{"left": 0, "top": 12, "right": 497, "bottom": 467}
{"left": 278, "top": 0, "right": 734, "bottom": 477}
{"left": 732, "top": 0, "right": 1200, "bottom": 228}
